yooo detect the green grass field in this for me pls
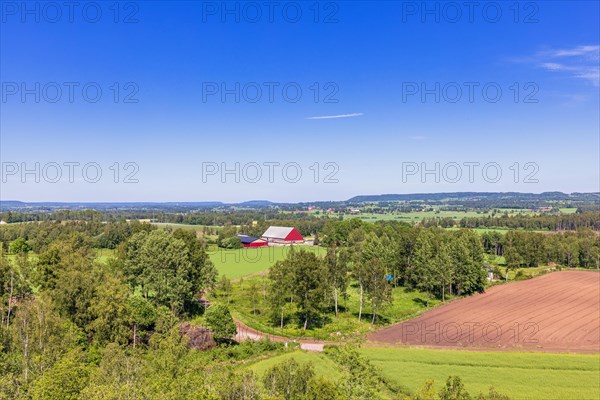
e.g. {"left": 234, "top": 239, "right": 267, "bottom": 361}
{"left": 209, "top": 245, "right": 327, "bottom": 280}
{"left": 344, "top": 210, "right": 492, "bottom": 222}
{"left": 151, "top": 222, "right": 224, "bottom": 232}
{"left": 247, "top": 350, "right": 343, "bottom": 381}
{"left": 342, "top": 207, "right": 572, "bottom": 224}
{"left": 359, "top": 347, "right": 600, "bottom": 400}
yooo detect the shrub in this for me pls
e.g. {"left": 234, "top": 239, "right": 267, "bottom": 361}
{"left": 205, "top": 304, "right": 237, "bottom": 341}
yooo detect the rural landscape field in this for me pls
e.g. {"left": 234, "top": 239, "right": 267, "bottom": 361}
{"left": 1, "top": 1, "right": 599, "bottom": 399}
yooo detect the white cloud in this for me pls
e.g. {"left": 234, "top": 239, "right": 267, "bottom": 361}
{"left": 539, "top": 62, "right": 573, "bottom": 71}
{"left": 532, "top": 45, "right": 600, "bottom": 87}
{"left": 305, "top": 112, "right": 364, "bottom": 120}
{"left": 541, "top": 45, "right": 600, "bottom": 58}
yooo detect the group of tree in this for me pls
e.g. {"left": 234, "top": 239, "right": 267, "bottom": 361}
{"left": 0, "top": 219, "right": 155, "bottom": 254}
{"left": 268, "top": 222, "right": 487, "bottom": 329}
{"left": 0, "top": 222, "right": 232, "bottom": 397}
{"left": 407, "top": 376, "right": 510, "bottom": 400}
{"left": 501, "top": 229, "right": 599, "bottom": 272}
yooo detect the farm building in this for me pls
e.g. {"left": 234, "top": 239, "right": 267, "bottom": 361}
{"left": 237, "top": 235, "right": 268, "bottom": 248}
{"left": 261, "top": 226, "right": 304, "bottom": 245}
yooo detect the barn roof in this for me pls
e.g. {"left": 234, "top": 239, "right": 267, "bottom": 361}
{"left": 237, "top": 235, "right": 259, "bottom": 244}
{"left": 261, "top": 226, "right": 296, "bottom": 239}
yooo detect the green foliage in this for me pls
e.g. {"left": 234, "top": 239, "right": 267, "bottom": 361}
{"left": 439, "top": 376, "right": 471, "bottom": 400}
{"left": 28, "top": 349, "right": 89, "bottom": 400}
{"left": 128, "top": 295, "right": 157, "bottom": 347}
{"left": 79, "top": 344, "right": 143, "bottom": 400}
{"left": 405, "top": 376, "right": 510, "bottom": 400}
{"left": 360, "top": 233, "right": 393, "bottom": 323}
{"left": 122, "top": 229, "right": 214, "bottom": 314}
{"left": 8, "top": 238, "right": 30, "bottom": 255}
{"left": 216, "top": 274, "right": 232, "bottom": 301}
{"left": 86, "top": 272, "right": 131, "bottom": 345}
{"left": 269, "top": 249, "right": 328, "bottom": 330}
{"left": 262, "top": 358, "right": 315, "bottom": 399}
{"left": 173, "top": 228, "right": 218, "bottom": 290}
{"left": 205, "top": 304, "right": 237, "bottom": 341}
{"left": 215, "top": 370, "right": 260, "bottom": 400}
{"left": 407, "top": 380, "right": 436, "bottom": 400}
{"left": 219, "top": 236, "right": 244, "bottom": 249}
{"left": 325, "top": 345, "right": 384, "bottom": 399}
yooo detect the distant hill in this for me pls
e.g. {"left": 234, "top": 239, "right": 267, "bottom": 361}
{"left": 236, "top": 200, "right": 274, "bottom": 207}
{"left": 1, "top": 192, "right": 598, "bottom": 212}
{"left": 0, "top": 201, "right": 26, "bottom": 207}
{"left": 347, "top": 192, "right": 599, "bottom": 203}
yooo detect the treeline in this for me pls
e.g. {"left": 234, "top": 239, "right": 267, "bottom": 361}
{"left": 322, "top": 220, "right": 488, "bottom": 304}
{"left": 420, "top": 211, "right": 600, "bottom": 230}
{"left": 479, "top": 228, "right": 600, "bottom": 272}
{"left": 0, "top": 210, "right": 105, "bottom": 223}
{"left": 502, "top": 230, "right": 599, "bottom": 270}
{"left": 0, "top": 220, "right": 156, "bottom": 252}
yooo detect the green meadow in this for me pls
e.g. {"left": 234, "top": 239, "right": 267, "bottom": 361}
{"left": 342, "top": 208, "right": 540, "bottom": 223}
{"left": 151, "top": 222, "right": 224, "bottom": 232}
{"left": 359, "top": 347, "right": 600, "bottom": 400}
{"left": 242, "top": 346, "right": 600, "bottom": 399}
{"left": 247, "top": 350, "right": 342, "bottom": 381}
{"left": 208, "top": 245, "right": 327, "bottom": 280}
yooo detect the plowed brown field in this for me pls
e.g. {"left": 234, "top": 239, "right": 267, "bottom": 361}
{"left": 368, "top": 271, "right": 600, "bottom": 353}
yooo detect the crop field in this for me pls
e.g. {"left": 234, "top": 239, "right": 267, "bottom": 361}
{"left": 368, "top": 271, "right": 600, "bottom": 353}
{"left": 243, "top": 346, "right": 600, "bottom": 399}
{"left": 209, "top": 245, "right": 327, "bottom": 280}
{"left": 359, "top": 347, "right": 600, "bottom": 400}
{"left": 342, "top": 208, "right": 542, "bottom": 223}
{"left": 151, "top": 222, "right": 223, "bottom": 232}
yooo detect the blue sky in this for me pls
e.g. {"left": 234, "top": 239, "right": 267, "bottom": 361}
{"left": 1, "top": 1, "right": 599, "bottom": 202}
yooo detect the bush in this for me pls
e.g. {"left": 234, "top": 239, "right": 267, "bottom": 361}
{"left": 219, "top": 237, "right": 243, "bottom": 249}
{"left": 205, "top": 304, "right": 237, "bottom": 341}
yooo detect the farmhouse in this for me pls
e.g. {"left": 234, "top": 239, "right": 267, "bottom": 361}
{"left": 237, "top": 235, "right": 268, "bottom": 248}
{"left": 261, "top": 226, "right": 304, "bottom": 245}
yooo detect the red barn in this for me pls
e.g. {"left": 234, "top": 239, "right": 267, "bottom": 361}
{"left": 237, "top": 235, "right": 268, "bottom": 248}
{"left": 261, "top": 226, "right": 304, "bottom": 245}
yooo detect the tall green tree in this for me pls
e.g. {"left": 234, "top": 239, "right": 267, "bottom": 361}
{"left": 262, "top": 358, "right": 315, "bottom": 400}
{"left": 361, "top": 233, "right": 392, "bottom": 324}
{"left": 173, "top": 229, "right": 218, "bottom": 291}
{"left": 123, "top": 230, "right": 211, "bottom": 314}
{"left": 268, "top": 249, "right": 328, "bottom": 330}
{"left": 325, "top": 246, "right": 348, "bottom": 318}
{"left": 451, "top": 230, "right": 486, "bottom": 295}
{"left": 205, "top": 304, "right": 237, "bottom": 341}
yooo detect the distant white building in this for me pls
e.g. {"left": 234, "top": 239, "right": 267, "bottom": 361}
{"left": 0, "top": 221, "right": 7, "bottom": 225}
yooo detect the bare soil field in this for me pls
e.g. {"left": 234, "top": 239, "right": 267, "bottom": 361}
{"left": 368, "top": 271, "right": 600, "bottom": 353}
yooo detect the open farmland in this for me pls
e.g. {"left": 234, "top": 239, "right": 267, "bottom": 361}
{"left": 209, "top": 245, "right": 327, "bottom": 279}
{"left": 368, "top": 271, "right": 600, "bottom": 353}
{"left": 359, "top": 347, "right": 600, "bottom": 400}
